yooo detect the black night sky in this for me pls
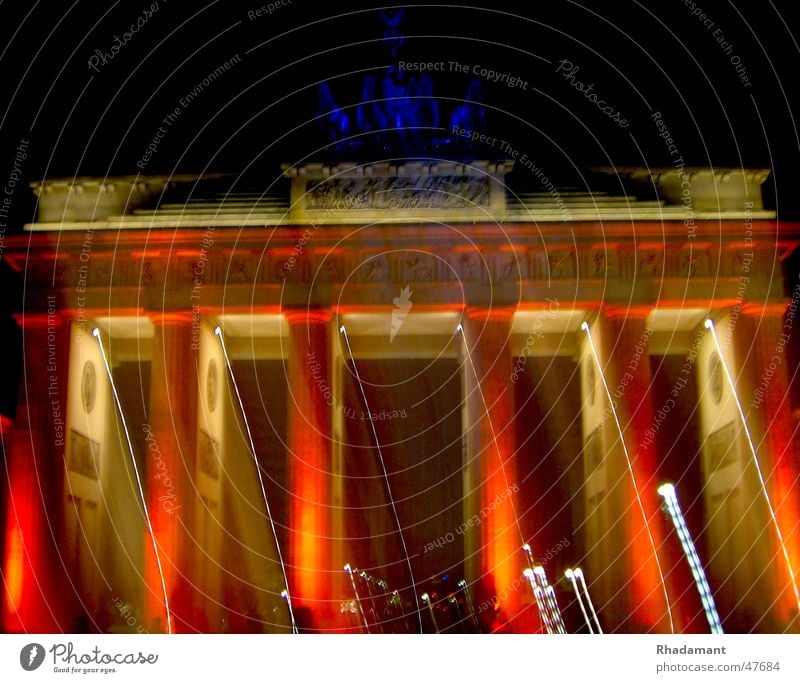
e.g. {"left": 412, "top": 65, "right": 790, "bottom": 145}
{"left": 1, "top": 1, "right": 799, "bottom": 227}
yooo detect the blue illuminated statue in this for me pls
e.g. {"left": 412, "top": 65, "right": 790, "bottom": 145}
{"left": 317, "top": 9, "right": 486, "bottom": 154}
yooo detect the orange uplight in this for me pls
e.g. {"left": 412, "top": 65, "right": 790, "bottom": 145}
{"left": 758, "top": 365, "right": 800, "bottom": 623}
{"left": 286, "top": 310, "right": 335, "bottom": 628}
{"left": 1, "top": 491, "right": 47, "bottom": 632}
{"left": 3, "top": 526, "right": 25, "bottom": 615}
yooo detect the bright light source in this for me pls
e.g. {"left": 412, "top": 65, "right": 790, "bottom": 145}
{"left": 214, "top": 325, "right": 222, "bottom": 335}
{"left": 92, "top": 328, "right": 101, "bottom": 337}
{"left": 704, "top": 318, "right": 713, "bottom": 329}
{"left": 421, "top": 593, "right": 429, "bottom": 602}
{"left": 339, "top": 325, "right": 346, "bottom": 333}
{"left": 657, "top": 483, "right": 676, "bottom": 498}
{"left": 580, "top": 321, "right": 590, "bottom": 331}
{"left": 522, "top": 543, "right": 531, "bottom": 552}
{"left": 523, "top": 568, "right": 534, "bottom": 579}
{"left": 343, "top": 563, "right": 351, "bottom": 573}
{"left": 565, "top": 567, "right": 593, "bottom": 633}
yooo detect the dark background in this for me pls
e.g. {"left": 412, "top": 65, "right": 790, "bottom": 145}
{"left": 1, "top": 0, "right": 799, "bottom": 228}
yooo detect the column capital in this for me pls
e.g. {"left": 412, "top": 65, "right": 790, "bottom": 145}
{"left": 12, "top": 312, "right": 67, "bottom": 328}
{"left": 147, "top": 311, "right": 194, "bottom": 326}
{"left": 741, "top": 302, "right": 790, "bottom": 317}
{"left": 603, "top": 305, "right": 653, "bottom": 321}
{"left": 284, "top": 308, "right": 333, "bottom": 325}
{"left": 464, "top": 306, "right": 515, "bottom": 323}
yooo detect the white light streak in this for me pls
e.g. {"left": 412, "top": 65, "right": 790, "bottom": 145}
{"left": 216, "top": 326, "right": 298, "bottom": 633}
{"left": 574, "top": 568, "right": 602, "bottom": 633}
{"left": 704, "top": 318, "right": 800, "bottom": 615}
{"left": 94, "top": 328, "right": 172, "bottom": 634}
{"left": 581, "top": 321, "right": 675, "bottom": 633}
{"left": 658, "top": 483, "right": 723, "bottom": 633}
{"left": 534, "top": 565, "right": 566, "bottom": 633}
{"left": 340, "top": 325, "right": 422, "bottom": 633}
{"left": 565, "top": 568, "right": 594, "bottom": 633}
{"left": 523, "top": 568, "right": 553, "bottom": 634}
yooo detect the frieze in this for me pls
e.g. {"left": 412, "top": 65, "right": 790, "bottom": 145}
{"left": 305, "top": 176, "right": 491, "bottom": 212}
{"left": 20, "top": 243, "right": 784, "bottom": 294}
{"left": 359, "top": 254, "right": 390, "bottom": 283}
{"left": 448, "top": 251, "right": 483, "bottom": 283}
{"left": 493, "top": 250, "right": 526, "bottom": 281}
{"left": 395, "top": 252, "right": 438, "bottom": 283}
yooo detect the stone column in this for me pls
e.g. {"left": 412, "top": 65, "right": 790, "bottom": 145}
{"left": 581, "top": 308, "right": 672, "bottom": 633}
{"left": 462, "top": 308, "right": 525, "bottom": 631}
{"left": 144, "top": 313, "right": 199, "bottom": 632}
{"left": 1, "top": 312, "right": 71, "bottom": 632}
{"left": 285, "top": 309, "right": 341, "bottom": 631}
{"left": 735, "top": 304, "right": 800, "bottom": 631}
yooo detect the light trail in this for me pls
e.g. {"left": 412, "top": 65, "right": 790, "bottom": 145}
{"left": 704, "top": 318, "right": 800, "bottom": 615}
{"left": 565, "top": 568, "right": 594, "bottom": 633}
{"left": 94, "top": 328, "right": 172, "bottom": 634}
{"left": 658, "top": 483, "right": 723, "bottom": 633}
{"left": 215, "top": 326, "right": 298, "bottom": 633}
{"left": 581, "top": 321, "right": 675, "bottom": 633}
{"left": 340, "top": 325, "right": 422, "bottom": 633}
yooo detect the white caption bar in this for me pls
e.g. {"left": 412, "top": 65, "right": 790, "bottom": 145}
{"left": 0, "top": 634, "right": 797, "bottom": 682}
